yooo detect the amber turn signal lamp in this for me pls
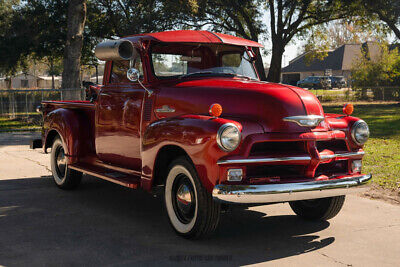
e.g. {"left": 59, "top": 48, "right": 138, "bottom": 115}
{"left": 343, "top": 103, "right": 354, "bottom": 116}
{"left": 209, "top": 103, "right": 223, "bottom": 117}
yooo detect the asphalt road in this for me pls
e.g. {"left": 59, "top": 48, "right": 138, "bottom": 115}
{"left": 0, "top": 132, "right": 399, "bottom": 266}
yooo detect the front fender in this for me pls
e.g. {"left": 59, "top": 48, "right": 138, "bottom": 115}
{"left": 142, "top": 114, "right": 246, "bottom": 192}
{"left": 44, "top": 108, "right": 94, "bottom": 164}
{"left": 325, "top": 113, "right": 365, "bottom": 149}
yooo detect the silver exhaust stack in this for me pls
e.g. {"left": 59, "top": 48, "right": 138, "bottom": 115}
{"left": 94, "top": 39, "right": 137, "bottom": 61}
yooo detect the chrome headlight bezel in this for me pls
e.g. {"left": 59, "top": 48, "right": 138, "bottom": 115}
{"left": 351, "top": 120, "right": 370, "bottom": 146}
{"left": 217, "top": 123, "right": 241, "bottom": 152}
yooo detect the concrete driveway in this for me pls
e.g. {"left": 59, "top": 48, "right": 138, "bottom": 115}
{"left": 0, "top": 132, "right": 399, "bottom": 266}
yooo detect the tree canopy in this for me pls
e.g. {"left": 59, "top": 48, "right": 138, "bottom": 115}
{"left": 1, "top": 0, "right": 399, "bottom": 86}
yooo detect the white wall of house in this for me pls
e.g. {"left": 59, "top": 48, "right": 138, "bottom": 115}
{"left": 11, "top": 74, "right": 38, "bottom": 89}
{"left": 37, "top": 76, "right": 61, "bottom": 89}
{"left": 0, "top": 74, "right": 62, "bottom": 89}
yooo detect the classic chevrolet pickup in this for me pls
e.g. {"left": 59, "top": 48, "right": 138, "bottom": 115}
{"left": 40, "top": 30, "right": 371, "bottom": 239}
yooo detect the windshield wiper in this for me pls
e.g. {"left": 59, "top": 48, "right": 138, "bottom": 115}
{"left": 222, "top": 73, "right": 257, "bottom": 81}
{"left": 179, "top": 71, "right": 257, "bottom": 81}
{"left": 179, "top": 71, "right": 213, "bottom": 78}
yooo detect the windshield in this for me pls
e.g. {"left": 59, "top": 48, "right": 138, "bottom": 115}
{"left": 150, "top": 43, "right": 258, "bottom": 80}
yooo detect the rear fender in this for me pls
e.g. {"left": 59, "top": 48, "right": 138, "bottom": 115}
{"left": 43, "top": 108, "right": 93, "bottom": 164}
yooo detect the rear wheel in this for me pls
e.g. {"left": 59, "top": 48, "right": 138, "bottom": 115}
{"left": 164, "top": 157, "right": 220, "bottom": 239}
{"left": 289, "top": 196, "right": 345, "bottom": 220}
{"left": 50, "top": 137, "right": 82, "bottom": 190}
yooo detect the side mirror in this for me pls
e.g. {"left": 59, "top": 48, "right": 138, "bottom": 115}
{"left": 127, "top": 68, "right": 140, "bottom": 82}
{"left": 127, "top": 68, "right": 153, "bottom": 96}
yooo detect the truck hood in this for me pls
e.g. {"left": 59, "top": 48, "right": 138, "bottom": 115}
{"left": 155, "top": 78, "right": 326, "bottom": 133}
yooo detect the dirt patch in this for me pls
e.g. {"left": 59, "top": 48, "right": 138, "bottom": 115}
{"left": 360, "top": 185, "right": 400, "bottom": 205}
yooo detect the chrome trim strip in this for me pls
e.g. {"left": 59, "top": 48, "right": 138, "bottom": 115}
{"left": 217, "top": 151, "right": 364, "bottom": 165}
{"left": 217, "top": 156, "right": 311, "bottom": 165}
{"left": 212, "top": 174, "right": 372, "bottom": 204}
{"left": 206, "top": 30, "right": 224, "bottom": 42}
{"left": 155, "top": 105, "right": 175, "bottom": 113}
{"left": 283, "top": 115, "right": 325, "bottom": 127}
{"left": 320, "top": 151, "right": 365, "bottom": 160}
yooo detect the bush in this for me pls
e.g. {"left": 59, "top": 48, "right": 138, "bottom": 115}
{"left": 351, "top": 43, "right": 400, "bottom": 98}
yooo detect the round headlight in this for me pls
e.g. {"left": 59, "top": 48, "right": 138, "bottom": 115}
{"left": 351, "top": 120, "right": 369, "bottom": 145}
{"left": 217, "top": 123, "right": 241, "bottom": 152}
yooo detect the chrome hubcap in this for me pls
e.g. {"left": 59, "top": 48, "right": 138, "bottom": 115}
{"left": 55, "top": 146, "right": 66, "bottom": 178}
{"left": 172, "top": 174, "right": 196, "bottom": 224}
{"left": 176, "top": 184, "right": 193, "bottom": 213}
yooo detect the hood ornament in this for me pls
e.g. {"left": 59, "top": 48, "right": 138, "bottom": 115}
{"left": 283, "top": 115, "right": 324, "bottom": 127}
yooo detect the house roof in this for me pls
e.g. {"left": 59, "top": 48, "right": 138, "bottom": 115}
{"left": 125, "top": 30, "right": 264, "bottom": 48}
{"left": 282, "top": 42, "right": 389, "bottom": 73}
{"left": 283, "top": 44, "right": 364, "bottom": 73}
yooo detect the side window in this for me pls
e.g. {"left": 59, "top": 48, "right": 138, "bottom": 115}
{"left": 111, "top": 60, "right": 129, "bottom": 83}
{"left": 110, "top": 57, "right": 143, "bottom": 83}
{"left": 132, "top": 56, "right": 144, "bottom": 78}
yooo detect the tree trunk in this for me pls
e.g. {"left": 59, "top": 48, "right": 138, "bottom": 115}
{"left": 253, "top": 47, "right": 267, "bottom": 81}
{"left": 51, "top": 75, "right": 55, "bottom": 90}
{"left": 266, "top": 39, "right": 285, "bottom": 83}
{"left": 50, "top": 59, "right": 55, "bottom": 89}
{"left": 61, "top": 0, "right": 87, "bottom": 100}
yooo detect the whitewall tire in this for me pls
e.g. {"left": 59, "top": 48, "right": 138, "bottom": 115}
{"left": 164, "top": 157, "right": 220, "bottom": 239}
{"left": 50, "top": 137, "right": 82, "bottom": 190}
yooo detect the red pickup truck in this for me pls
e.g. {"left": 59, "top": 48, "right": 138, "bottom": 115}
{"left": 40, "top": 30, "right": 371, "bottom": 239}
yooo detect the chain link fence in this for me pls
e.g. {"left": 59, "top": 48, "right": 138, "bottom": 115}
{"left": 0, "top": 88, "right": 85, "bottom": 117}
{"left": 312, "top": 87, "right": 400, "bottom": 102}
{"left": 0, "top": 89, "right": 85, "bottom": 130}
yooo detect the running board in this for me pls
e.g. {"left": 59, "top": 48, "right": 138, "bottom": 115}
{"left": 69, "top": 163, "right": 140, "bottom": 189}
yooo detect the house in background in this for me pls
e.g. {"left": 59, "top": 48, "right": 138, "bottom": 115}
{"left": 0, "top": 73, "right": 61, "bottom": 89}
{"left": 281, "top": 42, "right": 381, "bottom": 86}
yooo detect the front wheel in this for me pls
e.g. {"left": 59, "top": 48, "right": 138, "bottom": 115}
{"left": 289, "top": 196, "right": 345, "bottom": 220}
{"left": 50, "top": 137, "right": 82, "bottom": 190}
{"left": 164, "top": 157, "right": 220, "bottom": 239}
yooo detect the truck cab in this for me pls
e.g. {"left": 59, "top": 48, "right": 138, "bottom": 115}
{"left": 41, "top": 30, "right": 371, "bottom": 239}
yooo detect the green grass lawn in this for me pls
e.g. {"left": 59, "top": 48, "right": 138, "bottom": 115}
{"left": 0, "top": 116, "right": 41, "bottom": 131}
{"left": 323, "top": 104, "right": 400, "bottom": 192}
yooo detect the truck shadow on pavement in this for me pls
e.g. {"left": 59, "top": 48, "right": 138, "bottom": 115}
{"left": 0, "top": 132, "right": 41, "bottom": 147}
{"left": 0, "top": 175, "right": 334, "bottom": 266}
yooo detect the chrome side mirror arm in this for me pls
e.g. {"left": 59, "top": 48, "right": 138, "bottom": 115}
{"left": 127, "top": 68, "right": 153, "bottom": 97}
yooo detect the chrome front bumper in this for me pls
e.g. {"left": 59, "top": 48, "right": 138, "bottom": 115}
{"left": 212, "top": 174, "right": 372, "bottom": 204}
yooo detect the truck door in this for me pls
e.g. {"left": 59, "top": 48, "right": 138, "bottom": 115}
{"left": 95, "top": 58, "right": 145, "bottom": 171}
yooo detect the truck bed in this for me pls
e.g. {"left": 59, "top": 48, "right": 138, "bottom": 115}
{"left": 42, "top": 100, "right": 95, "bottom": 110}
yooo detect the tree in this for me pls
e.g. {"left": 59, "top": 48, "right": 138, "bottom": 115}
{"left": 163, "top": 0, "right": 268, "bottom": 80}
{"left": 351, "top": 44, "right": 400, "bottom": 99}
{"left": 0, "top": 0, "right": 69, "bottom": 89}
{"left": 265, "top": 0, "right": 357, "bottom": 82}
{"left": 91, "top": 0, "right": 179, "bottom": 37}
{"left": 361, "top": 0, "right": 400, "bottom": 40}
{"left": 62, "top": 0, "right": 87, "bottom": 99}
{"left": 0, "top": 0, "right": 30, "bottom": 80}
{"left": 24, "top": 0, "right": 68, "bottom": 89}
